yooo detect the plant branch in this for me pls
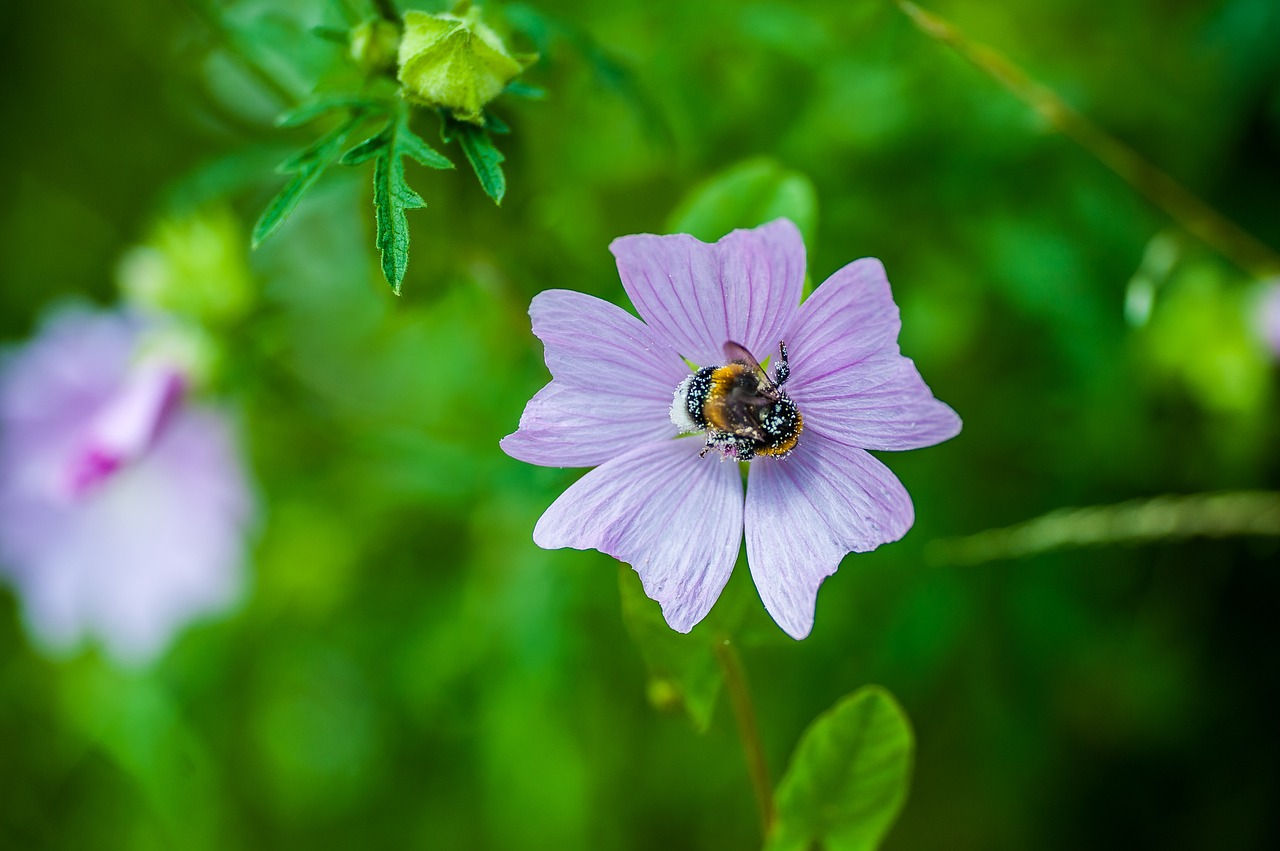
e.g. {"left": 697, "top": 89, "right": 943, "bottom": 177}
{"left": 928, "top": 490, "right": 1280, "bottom": 566}
{"left": 371, "top": 0, "right": 401, "bottom": 24}
{"left": 714, "top": 634, "right": 774, "bottom": 838}
{"left": 893, "top": 0, "right": 1280, "bottom": 280}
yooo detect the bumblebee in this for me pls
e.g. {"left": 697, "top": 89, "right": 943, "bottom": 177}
{"left": 670, "top": 340, "right": 803, "bottom": 460}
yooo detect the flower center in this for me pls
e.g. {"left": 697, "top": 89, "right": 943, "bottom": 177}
{"left": 668, "top": 341, "right": 803, "bottom": 461}
{"left": 65, "top": 363, "right": 186, "bottom": 499}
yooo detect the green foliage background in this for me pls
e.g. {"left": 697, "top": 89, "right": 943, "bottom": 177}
{"left": 2, "top": 0, "right": 1279, "bottom": 848}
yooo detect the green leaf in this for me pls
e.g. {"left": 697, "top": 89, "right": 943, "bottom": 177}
{"left": 766, "top": 686, "right": 914, "bottom": 851}
{"left": 341, "top": 127, "right": 392, "bottom": 166}
{"left": 666, "top": 157, "right": 818, "bottom": 246}
{"left": 617, "top": 567, "right": 722, "bottom": 732}
{"left": 399, "top": 130, "right": 456, "bottom": 170}
{"left": 310, "top": 24, "right": 350, "bottom": 46}
{"left": 351, "top": 113, "right": 454, "bottom": 293}
{"left": 372, "top": 148, "right": 426, "bottom": 294}
{"left": 253, "top": 114, "right": 364, "bottom": 247}
{"left": 277, "top": 95, "right": 379, "bottom": 128}
{"left": 483, "top": 111, "right": 512, "bottom": 135}
{"left": 504, "top": 80, "right": 547, "bottom": 100}
{"left": 445, "top": 117, "right": 506, "bottom": 204}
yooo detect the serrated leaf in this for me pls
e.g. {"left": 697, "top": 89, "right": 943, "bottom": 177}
{"left": 372, "top": 146, "right": 427, "bottom": 294}
{"left": 667, "top": 158, "right": 818, "bottom": 247}
{"left": 357, "top": 113, "right": 450, "bottom": 293}
{"left": 447, "top": 118, "right": 506, "bottom": 204}
{"left": 766, "top": 686, "right": 914, "bottom": 851}
{"left": 341, "top": 127, "right": 392, "bottom": 165}
{"left": 253, "top": 115, "right": 364, "bottom": 247}
{"left": 399, "top": 130, "right": 455, "bottom": 170}
{"left": 277, "top": 95, "right": 379, "bottom": 128}
{"left": 617, "top": 567, "right": 722, "bottom": 732}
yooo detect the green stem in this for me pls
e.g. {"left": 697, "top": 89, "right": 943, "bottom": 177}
{"left": 928, "top": 490, "right": 1280, "bottom": 566}
{"left": 371, "top": 0, "right": 401, "bottom": 24}
{"left": 893, "top": 0, "right": 1280, "bottom": 280}
{"left": 714, "top": 635, "right": 775, "bottom": 838}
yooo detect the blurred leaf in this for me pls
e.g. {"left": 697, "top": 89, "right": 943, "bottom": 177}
{"left": 310, "top": 24, "right": 350, "bottom": 46}
{"left": 617, "top": 566, "right": 721, "bottom": 731}
{"left": 1139, "top": 259, "right": 1271, "bottom": 413}
{"left": 667, "top": 158, "right": 818, "bottom": 246}
{"left": 253, "top": 113, "right": 365, "bottom": 247}
{"left": 277, "top": 95, "right": 381, "bottom": 127}
{"left": 505, "top": 3, "right": 672, "bottom": 147}
{"left": 341, "top": 111, "right": 454, "bottom": 292}
{"left": 766, "top": 686, "right": 914, "bottom": 851}
{"left": 444, "top": 116, "right": 507, "bottom": 204}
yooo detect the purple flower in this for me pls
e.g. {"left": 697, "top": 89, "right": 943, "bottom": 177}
{"left": 0, "top": 308, "right": 254, "bottom": 664}
{"left": 502, "top": 220, "right": 960, "bottom": 639}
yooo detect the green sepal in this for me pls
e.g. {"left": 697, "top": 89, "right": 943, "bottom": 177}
{"left": 765, "top": 686, "right": 914, "bottom": 851}
{"left": 617, "top": 567, "right": 722, "bottom": 732}
{"left": 503, "top": 80, "right": 547, "bottom": 100}
{"left": 482, "top": 111, "right": 511, "bottom": 135}
{"left": 253, "top": 114, "right": 365, "bottom": 247}
{"left": 443, "top": 116, "right": 506, "bottom": 204}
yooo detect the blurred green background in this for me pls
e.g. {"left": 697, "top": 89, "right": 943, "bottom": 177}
{"left": 2, "top": 0, "right": 1279, "bottom": 848}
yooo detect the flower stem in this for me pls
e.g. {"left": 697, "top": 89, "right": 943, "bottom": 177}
{"left": 893, "top": 0, "right": 1280, "bottom": 280}
{"left": 714, "top": 634, "right": 774, "bottom": 838}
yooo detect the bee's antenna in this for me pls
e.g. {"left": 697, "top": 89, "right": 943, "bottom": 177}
{"left": 775, "top": 340, "right": 791, "bottom": 387}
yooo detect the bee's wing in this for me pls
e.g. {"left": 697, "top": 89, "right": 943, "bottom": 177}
{"left": 722, "top": 340, "right": 780, "bottom": 398}
{"left": 722, "top": 340, "right": 763, "bottom": 371}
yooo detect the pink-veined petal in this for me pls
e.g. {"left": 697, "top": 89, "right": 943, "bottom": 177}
{"left": 501, "top": 289, "right": 687, "bottom": 468}
{"left": 786, "top": 258, "right": 961, "bottom": 451}
{"left": 534, "top": 438, "right": 744, "bottom": 632}
{"left": 745, "top": 431, "right": 913, "bottom": 639}
{"left": 610, "top": 219, "right": 805, "bottom": 367}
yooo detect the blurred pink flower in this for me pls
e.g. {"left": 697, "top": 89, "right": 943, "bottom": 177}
{"left": 0, "top": 308, "right": 254, "bottom": 663}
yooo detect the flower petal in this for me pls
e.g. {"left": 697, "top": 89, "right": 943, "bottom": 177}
{"left": 745, "top": 431, "right": 913, "bottom": 639}
{"left": 786, "top": 258, "right": 961, "bottom": 451}
{"left": 3, "top": 407, "right": 253, "bottom": 664}
{"left": 501, "top": 289, "right": 686, "bottom": 468}
{"left": 610, "top": 219, "right": 805, "bottom": 367}
{"left": 534, "top": 438, "right": 744, "bottom": 632}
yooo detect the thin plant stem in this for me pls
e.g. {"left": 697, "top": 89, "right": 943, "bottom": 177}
{"left": 893, "top": 0, "right": 1280, "bottom": 280}
{"left": 928, "top": 490, "right": 1280, "bottom": 566}
{"left": 714, "top": 634, "right": 775, "bottom": 838}
{"left": 371, "top": 0, "right": 402, "bottom": 24}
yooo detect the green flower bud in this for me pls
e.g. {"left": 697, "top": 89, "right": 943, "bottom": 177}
{"left": 396, "top": 6, "right": 534, "bottom": 124}
{"left": 117, "top": 207, "right": 253, "bottom": 326}
{"left": 350, "top": 17, "right": 401, "bottom": 74}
